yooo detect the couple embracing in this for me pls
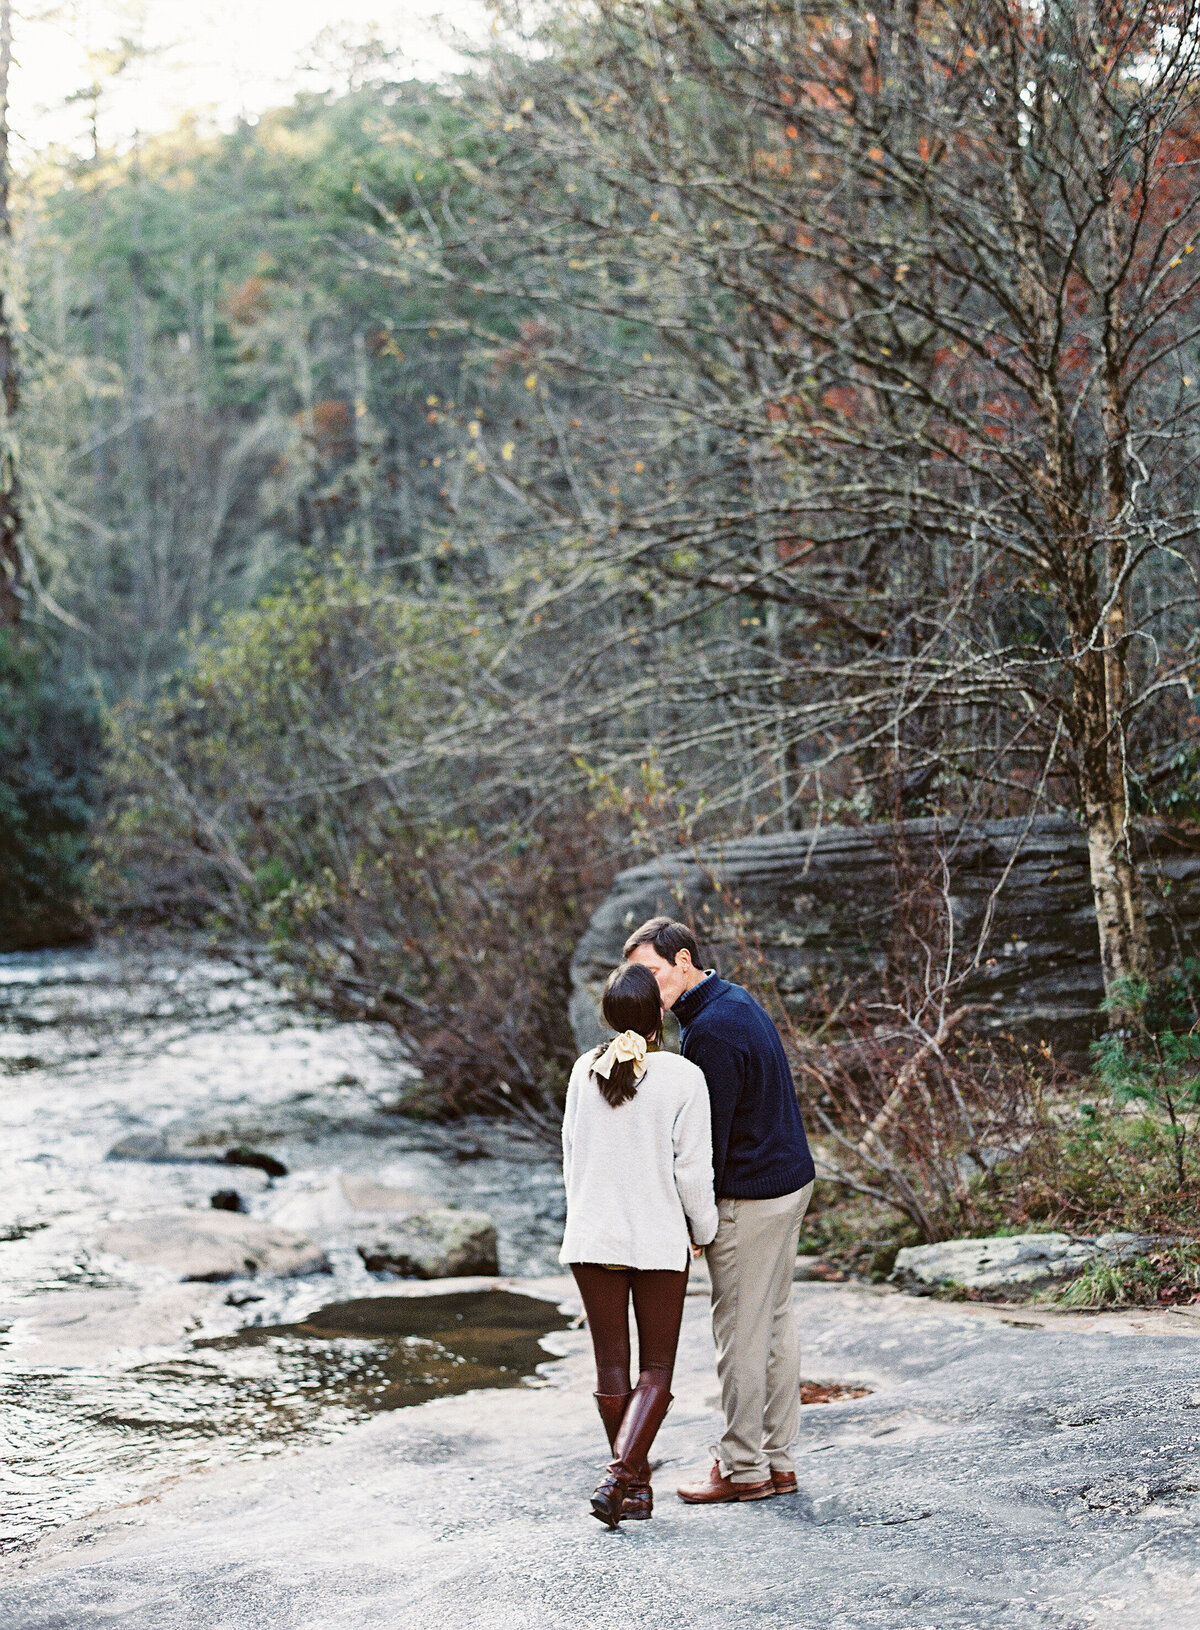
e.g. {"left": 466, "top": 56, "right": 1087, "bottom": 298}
{"left": 559, "top": 916, "right": 816, "bottom": 1528}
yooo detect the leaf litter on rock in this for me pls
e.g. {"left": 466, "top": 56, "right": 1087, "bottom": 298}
{"left": 800, "top": 1380, "right": 874, "bottom": 1404}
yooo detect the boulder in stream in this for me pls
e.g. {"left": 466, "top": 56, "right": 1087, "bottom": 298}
{"left": 358, "top": 1209, "right": 499, "bottom": 1279}
{"left": 223, "top": 1145, "right": 288, "bottom": 1179}
{"left": 107, "top": 1129, "right": 287, "bottom": 1178}
{"left": 99, "top": 1211, "right": 331, "bottom": 1282}
{"left": 106, "top": 1130, "right": 224, "bottom": 1164}
{"left": 891, "top": 1231, "right": 1158, "bottom": 1296}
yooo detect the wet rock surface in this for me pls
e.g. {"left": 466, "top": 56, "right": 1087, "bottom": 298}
{"left": 9, "top": 943, "right": 1200, "bottom": 1625}
{"left": 198, "top": 1287, "right": 572, "bottom": 1411}
{"left": 5, "top": 1284, "right": 1200, "bottom": 1629}
{"left": 107, "top": 1129, "right": 226, "bottom": 1163}
{"left": 892, "top": 1232, "right": 1161, "bottom": 1295}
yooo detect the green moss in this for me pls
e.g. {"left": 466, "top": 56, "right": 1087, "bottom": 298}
{"left": 928, "top": 1279, "right": 970, "bottom": 1302}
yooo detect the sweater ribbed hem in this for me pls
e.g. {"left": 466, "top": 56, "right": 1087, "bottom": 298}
{"left": 559, "top": 1250, "right": 692, "bottom": 1272}
{"left": 717, "top": 1158, "right": 815, "bottom": 1201}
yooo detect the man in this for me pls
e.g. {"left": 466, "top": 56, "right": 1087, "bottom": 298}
{"left": 624, "top": 916, "right": 816, "bottom": 1504}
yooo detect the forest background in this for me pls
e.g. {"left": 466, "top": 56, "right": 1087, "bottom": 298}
{"left": 8, "top": 0, "right": 1200, "bottom": 1279}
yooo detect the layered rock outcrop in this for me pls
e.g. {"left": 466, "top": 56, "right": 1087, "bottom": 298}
{"left": 570, "top": 816, "right": 1200, "bottom": 1061}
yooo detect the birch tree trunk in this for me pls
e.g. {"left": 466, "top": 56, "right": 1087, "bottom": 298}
{"left": 1076, "top": 644, "right": 1149, "bottom": 1003}
{"left": 1079, "top": 0, "right": 1150, "bottom": 1004}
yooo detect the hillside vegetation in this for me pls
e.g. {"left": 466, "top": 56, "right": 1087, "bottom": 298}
{"left": 7, "top": 5, "right": 1200, "bottom": 1268}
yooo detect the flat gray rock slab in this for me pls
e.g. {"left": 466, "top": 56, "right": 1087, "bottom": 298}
{"left": 98, "top": 1211, "right": 330, "bottom": 1281}
{"left": 106, "top": 1130, "right": 226, "bottom": 1163}
{"left": 4, "top": 1283, "right": 1200, "bottom": 1628}
{"left": 892, "top": 1231, "right": 1160, "bottom": 1293}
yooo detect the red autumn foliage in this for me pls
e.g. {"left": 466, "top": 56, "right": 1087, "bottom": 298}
{"left": 224, "top": 276, "right": 271, "bottom": 325}
{"left": 297, "top": 400, "right": 355, "bottom": 461}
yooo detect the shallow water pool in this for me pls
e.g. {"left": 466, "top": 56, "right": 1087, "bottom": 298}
{"left": 199, "top": 1288, "right": 574, "bottom": 1413}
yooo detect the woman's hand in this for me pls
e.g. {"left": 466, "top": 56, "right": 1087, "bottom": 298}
{"left": 691, "top": 1242, "right": 705, "bottom": 1260}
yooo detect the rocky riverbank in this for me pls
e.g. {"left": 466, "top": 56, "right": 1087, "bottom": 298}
{"left": 6, "top": 1281, "right": 1200, "bottom": 1629}
{"left": 0, "top": 941, "right": 568, "bottom": 1551}
{"left": 9, "top": 939, "right": 1200, "bottom": 1628}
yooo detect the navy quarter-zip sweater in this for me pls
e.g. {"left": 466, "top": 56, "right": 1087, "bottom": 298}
{"left": 673, "top": 974, "right": 815, "bottom": 1200}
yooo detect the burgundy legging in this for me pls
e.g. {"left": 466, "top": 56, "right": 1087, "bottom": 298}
{"left": 570, "top": 1263, "right": 689, "bottom": 1395}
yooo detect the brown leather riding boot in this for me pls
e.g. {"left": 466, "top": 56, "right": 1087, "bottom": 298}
{"left": 590, "top": 1380, "right": 672, "bottom": 1529}
{"left": 622, "top": 1466, "right": 653, "bottom": 1520}
{"left": 594, "top": 1392, "right": 651, "bottom": 1519}
{"left": 593, "top": 1390, "right": 631, "bottom": 1451}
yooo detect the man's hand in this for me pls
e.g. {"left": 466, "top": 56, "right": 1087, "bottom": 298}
{"left": 691, "top": 1242, "right": 705, "bottom": 1260}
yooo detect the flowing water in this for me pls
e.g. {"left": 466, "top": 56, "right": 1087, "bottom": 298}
{"left": 0, "top": 943, "right": 569, "bottom": 1554}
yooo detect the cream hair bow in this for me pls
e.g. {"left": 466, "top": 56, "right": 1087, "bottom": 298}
{"left": 593, "top": 1029, "right": 648, "bottom": 1080}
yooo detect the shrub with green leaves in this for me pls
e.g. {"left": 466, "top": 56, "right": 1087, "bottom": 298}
{"left": 104, "top": 565, "right": 613, "bottom": 1110}
{"left": 1091, "top": 969, "right": 1200, "bottom": 1190}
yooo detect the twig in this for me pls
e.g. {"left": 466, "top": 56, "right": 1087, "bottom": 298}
{"left": 854, "top": 1003, "right": 983, "bottom": 1157}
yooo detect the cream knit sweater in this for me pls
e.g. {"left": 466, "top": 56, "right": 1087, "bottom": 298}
{"left": 559, "top": 1049, "right": 719, "bottom": 1271}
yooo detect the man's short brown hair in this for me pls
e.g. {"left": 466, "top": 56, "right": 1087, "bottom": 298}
{"left": 622, "top": 916, "right": 702, "bottom": 967}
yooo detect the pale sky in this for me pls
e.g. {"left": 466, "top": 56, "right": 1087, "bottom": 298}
{"left": 11, "top": 0, "right": 492, "bottom": 158}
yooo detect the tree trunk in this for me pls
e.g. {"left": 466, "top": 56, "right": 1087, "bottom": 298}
{"left": 1076, "top": 634, "right": 1149, "bottom": 1012}
{"left": 0, "top": 0, "right": 21, "bottom": 628}
{"left": 1082, "top": 784, "right": 1149, "bottom": 1003}
{"left": 1080, "top": 0, "right": 1150, "bottom": 1014}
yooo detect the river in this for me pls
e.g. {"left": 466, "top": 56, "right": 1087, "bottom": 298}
{"left": 0, "top": 940, "right": 568, "bottom": 1555}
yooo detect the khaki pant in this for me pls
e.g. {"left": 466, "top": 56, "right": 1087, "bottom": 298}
{"left": 706, "top": 1180, "right": 814, "bottom": 1484}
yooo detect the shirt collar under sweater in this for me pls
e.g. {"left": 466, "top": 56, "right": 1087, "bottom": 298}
{"left": 671, "top": 970, "right": 726, "bottom": 1027}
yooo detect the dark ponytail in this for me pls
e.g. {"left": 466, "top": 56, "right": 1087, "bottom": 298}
{"left": 590, "top": 962, "right": 663, "bottom": 1108}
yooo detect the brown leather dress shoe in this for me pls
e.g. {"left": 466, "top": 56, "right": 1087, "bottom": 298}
{"left": 676, "top": 1462, "right": 775, "bottom": 1504}
{"left": 771, "top": 1469, "right": 798, "bottom": 1494}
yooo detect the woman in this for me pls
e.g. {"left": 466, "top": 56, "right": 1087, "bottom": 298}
{"left": 560, "top": 960, "right": 718, "bottom": 1527}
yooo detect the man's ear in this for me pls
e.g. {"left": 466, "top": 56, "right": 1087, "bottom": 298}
{"left": 675, "top": 948, "right": 694, "bottom": 972}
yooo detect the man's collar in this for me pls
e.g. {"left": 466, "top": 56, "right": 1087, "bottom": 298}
{"left": 672, "top": 970, "right": 724, "bottom": 1025}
